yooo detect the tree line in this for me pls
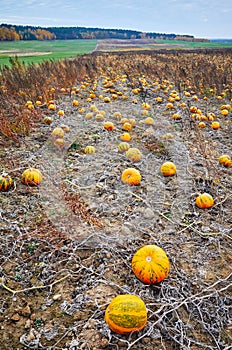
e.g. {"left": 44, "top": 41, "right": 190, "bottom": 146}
{"left": 0, "top": 23, "right": 207, "bottom": 41}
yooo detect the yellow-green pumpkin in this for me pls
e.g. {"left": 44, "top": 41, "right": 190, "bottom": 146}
{"left": 105, "top": 294, "right": 147, "bottom": 334}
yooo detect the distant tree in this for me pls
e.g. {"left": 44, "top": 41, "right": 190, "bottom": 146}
{"left": 0, "top": 26, "right": 20, "bottom": 41}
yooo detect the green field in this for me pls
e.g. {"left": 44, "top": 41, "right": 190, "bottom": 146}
{"left": 155, "top": 39, "right": 232, "bottom": 49}
{"left": 0, "top": 38, "right": 232, "bottom": 67}
{"left": 0, "top": 39, "right": 97, "bottom": 66}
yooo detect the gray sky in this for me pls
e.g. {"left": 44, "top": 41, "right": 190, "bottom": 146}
{"left": 0, "top": 0, "right": 231, "bottom": 39}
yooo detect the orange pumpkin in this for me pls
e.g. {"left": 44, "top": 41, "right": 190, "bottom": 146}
{"left": 57, "top": 110, "right": 65, "bottom": 117}
{"left": 21, "top": 168, "right": 43, "bottom": 186}
{"left": 105, "top": 294, "right": 147, "bottom": 334}
{"left": 211, "top": 121, "right": 220, "bottom": 130}
{"left": 122, "top": 122, "right": 132, "bottom": 132}
{"left": 120, "top": 132, "right": 131, "bottom": 142}
{"left": 160, "top": 161, "right": 176, "bottom": 177}
{"left": 0, "top": 173, "right": 13, "bottom": 191}
{"left": 72, "top": 100, "right": 79, "bottom": 107}
{"left": 132, "top": 245, "right": 170, "bottom": 284}
{"left": 104, "top": 121, "right": 115, "bottom": 131}
{"left": 121, "top": 168, "right": 141, "bottom": 186}
{"left": 218, "top": 154, "right": 231, "bottom": 167}
{"left": 195, "top": 193, "right": 214, "bottom": 209}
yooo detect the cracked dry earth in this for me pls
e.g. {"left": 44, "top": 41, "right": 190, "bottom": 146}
{"left": 0, "top": 76, "right": 232, "bottom": 350}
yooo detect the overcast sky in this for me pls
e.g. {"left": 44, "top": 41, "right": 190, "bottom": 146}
{"left": 0, "top": 0, "right": 231, "bottom": 39}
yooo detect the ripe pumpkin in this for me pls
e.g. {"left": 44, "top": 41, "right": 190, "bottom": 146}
{"left": 160, "top": 161, "right": 176, "bottom": 177}
{"left": 105, "top": 294, "right": 147, "bottom": 334}
{"left": 218, "top": 154, "right": 232, "bottom": 167}
{"left": 195, "top": 193, "right": 214, "bottom": 209}
{"left": 104, "top": 121, "right": 115, "bottom": 131}
{"left": 0, "top": 173, "right": 13, "bottom": 191}
{"left": 51, "top": 127, "right": 65, "bottom": 138}
{"left": 53, "top": 138, "right": 66, "bottom": 148}
{"left": 211, "top": 121, "right": 220, "bottom": 130}
{"left": 84, "top": 146, "right": 96, "bottom": 154}
{"left": 21, "top": 168, "right": 43, "bottom": 186}
{"left": 132, "top": 245, "right": 170, "bottom": 284}
{"left": 117, "top": 142, "right": 130, "bottom": 153}
{"left": 122, "top": 122, "right": 132, "bottom": 132}
{"left": 120, "top": 132, "right": 131, "bottom": 142}
{"left": 121, "top": 168, "right": 141, "bottom": 186}
{"left": 72, "top": 100, "right": 79, "bottom": 107}
{"left": 144, "top": 117, "right": 154, "bottom": 125}
{"left": 57, "top": 109, "right": 65, "bottom": 117}
{"left": 126, "top": 148, "right": 142, "bottom": 162}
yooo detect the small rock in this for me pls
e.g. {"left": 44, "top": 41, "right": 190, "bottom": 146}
{"left": 26, "top": 330, "right": 36, "bottom": 342}
{"left": 21, "top": 305, "right": 31, "bottom": 317}
{"left": 11, "top": 313, "right": 21, "bottom": 322}
{"left": 120, "top": 225, "right": 132, "bottom": 236}
{"left": 25, "top": 319, "right": 31, "bottom": 329}
{"left": 52, "top": 294, "right": 62, "bottom": 301}
{"left": 143, "top": 207, "right": 155, "bottom": 219}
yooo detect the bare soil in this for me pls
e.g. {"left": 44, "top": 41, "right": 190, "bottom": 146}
{"left": 0, "top": 71, "right": 231, "bottom": 350}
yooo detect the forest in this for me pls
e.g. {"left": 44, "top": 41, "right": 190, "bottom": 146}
{"left": 0, "top": 23, "right": 208, "bottom": 41}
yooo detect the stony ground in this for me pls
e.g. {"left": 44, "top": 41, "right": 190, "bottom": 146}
{"left": 0, "top": 75, "right": 231, "bottom": 350}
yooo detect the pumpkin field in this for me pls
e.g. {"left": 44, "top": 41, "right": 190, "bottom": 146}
{"left": 0, "top": 48, "right": 232, "bottom": 349}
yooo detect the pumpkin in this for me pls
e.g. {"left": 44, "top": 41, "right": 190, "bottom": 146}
{"left": 51, "top": 127, "right": 65, "bottom": 138}
{"left": 120, "top": 132, "right": 131, "bottom": 142}
{"left": 172, "top": 113, "right": 181, "bottom": 120}
{"left": 122, "top": 122, "right": 132, "bottom": 132}
{"left": 113, "top": 111, "right": 122, "bottom": 119}
{"left": 104, "top": 97, "right": 111, "bottom": 103}
{"left": 72, "top": 100, "right": 79, "bottom": 107}
{"left": 53, "top": 138, "right": 66, "bottom": 148}
{"left": 21, "top": 168, "right": 42, "bottom": 186}
{"left": 85, "top": 112, "right": 93, "bottom": 120}
{"left": 105, "top": 294, "right": 147, "bottom": 334}
{"left": 195, "top": 193, "right": 214, "bottom": 209}
{"left": 95, "top": 113, "right": 105, "bottom": 122}
{"left": 211, "top": 121, "right": 220, "bottom": 130}
{"left": 118, "top": 142, "right": 130, "bottom": 153}
{"left": 218, "top": 154, "right": 231, "bottom": 166}
{"left": 104, "top": 121, "right": 114, "bottom": 131}
{"left": 121, "top": 168, "right": 141, "bottom": 186}
{"left": 132, "top": 245, "right": 170, "bottom": 284}
{"left": 57, "top": 110, "right": 65, "bottom": 117}
{"left": 160, "top": 161, "right": 176, "bottom": 177}
{"left": 0, "top": 173, "right": 13, "bottom": 191}
{"left": 142, "top": 102, "right": 151, "bottom": 110}
{"left": 48, "top": 103, "right": 56, "bottom": 111}
{"left": 220, "top": 109, "right": 229, "bottom": 116}
{"left": 43, "top": 116, "right": 53, "bottom": 125}
{"left": 144, "top": 117, "right": 154, "bottom": 125}
{"left": 198, "top": 122, "right": 206, "bottom": 128}
{"left": 126, "top": 148, "right": 142, "bottom": 162}
{"left": 129, "top": 118, "right": 136, "bottom": 127}
{"left": 84, "top": 146, "right": 96, "bottom": 154}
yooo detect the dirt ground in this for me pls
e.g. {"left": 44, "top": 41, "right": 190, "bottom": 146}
{"left": 0, "top": 72, "right": 231, "bottom": 350}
